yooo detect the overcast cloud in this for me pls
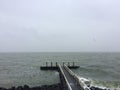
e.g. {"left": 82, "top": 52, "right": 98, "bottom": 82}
{"left": 0, "top": 0, "right": 120, "bottom": 52}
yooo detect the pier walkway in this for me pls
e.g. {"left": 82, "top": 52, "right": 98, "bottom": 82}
{"left": 58, "top": 64, "right": 84, "bottom": 90}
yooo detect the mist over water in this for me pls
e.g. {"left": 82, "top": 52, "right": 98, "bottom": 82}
{"left": 0, "top": 52, "right": 120, "bottom": 89}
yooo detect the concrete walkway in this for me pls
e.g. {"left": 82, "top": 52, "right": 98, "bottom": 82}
{"left": 61, "top": 66, "right": 84, "bottom": 90}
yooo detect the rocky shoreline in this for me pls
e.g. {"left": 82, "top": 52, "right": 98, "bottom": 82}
{"left": 0, "top": 83, "right": 62, "bottom": 90}
{"left": 0, "top": 84, "right": 110, "bottom": 90}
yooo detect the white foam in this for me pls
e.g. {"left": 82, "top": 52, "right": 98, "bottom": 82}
{"left": 78, "top": 76, "right": 91, "bottom": 87}
{"left": 77, "top": 76, "right": 91, "bottom": 90}
{"left": 77, "top": 76, "right": 120, "bottom": 90}
{"left": 89, "top": 79, "right": 120, "bottom": 90}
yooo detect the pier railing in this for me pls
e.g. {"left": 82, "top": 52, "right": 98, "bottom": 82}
{"left": 40, "top": 62, "right": 79, "bottom": 70}
{"left": 41, "top": 61, "right": 79, "bottom": 67}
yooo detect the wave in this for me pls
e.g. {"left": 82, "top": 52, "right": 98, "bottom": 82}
{"left": 78, "top": 76, "right": 120, "bottom": 90}
{"left": 77, "top": 66, "right": 120, "bottom": 90}
{"left": 91, "top": 80, "right": 120, "bottom": 90}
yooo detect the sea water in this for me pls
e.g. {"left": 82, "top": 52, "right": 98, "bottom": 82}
{"left": 0, "top": 52, "right": 120, "bottom": 89}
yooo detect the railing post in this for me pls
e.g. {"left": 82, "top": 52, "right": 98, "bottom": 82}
{"left": 63, "top": 62, "right": 65, "bottom": 66}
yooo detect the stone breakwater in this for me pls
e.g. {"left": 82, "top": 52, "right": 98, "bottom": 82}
{"left": 0, "top": 83, "right": 62, "bottom": 90}
{"left": 0, "top": 84, "right": 110, "bottom": 90}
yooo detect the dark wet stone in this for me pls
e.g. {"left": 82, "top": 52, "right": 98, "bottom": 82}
{"left": 16, "top": 86, "right": 23, "bottom": 90}
{"left": 0, "top": 83, "right": 62, "bottom": 90}
{"left": 24, "top": 85, "right": 30, "bottom": 90}
{"left": 11, "top": 87, "right": 15, "bottom": 90}
{"left": 90, "top": 86, "right": 108, "bottom": 90}
{"left": 7, "top": 87, "right": 15, "bottom": 90}
{"left": 0, "top": 87, "right": 7, "bottom": 90}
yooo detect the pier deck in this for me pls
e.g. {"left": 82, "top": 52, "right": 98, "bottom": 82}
{"left": 40, "top": 62, "right": 89, "bottom": 90}
{"left": 61, "top": 66, "right": 83, "bottom": 90}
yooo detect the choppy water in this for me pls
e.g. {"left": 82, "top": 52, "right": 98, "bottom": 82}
{"left": 0, "top": 52, "right": 120, "bottom": 89}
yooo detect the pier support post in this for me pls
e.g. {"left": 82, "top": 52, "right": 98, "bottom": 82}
{"left": 51, "top": 62, "right": 53, "bottom": 67}
{"left": 73, "top": 62, "right": 75, "bottom": 66}
{"left": 46, "top": 62, "right": 48, "bottom": 67}
{"left": 68, "top": 62, "right": 70, "bottom": 67}
{"left": 56, "top": 62, "right": 58, "bottom": 67}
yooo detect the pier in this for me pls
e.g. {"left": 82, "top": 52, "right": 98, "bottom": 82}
{"left": 40, "top": 62, "right": 90, "bottom": 90}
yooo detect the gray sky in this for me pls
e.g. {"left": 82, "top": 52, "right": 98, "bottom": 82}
{"left": 0, "top": 0, "right": 120, "bottom": 52}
